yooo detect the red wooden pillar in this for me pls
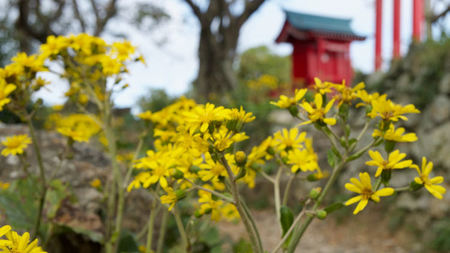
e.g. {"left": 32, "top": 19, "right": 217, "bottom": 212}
{"left": 413, "top": 0, "right": 424, "bottom": 41}
{"left": 393, "top": 0, "right": 401, "bottom": 58}
{"left": 375, "top": 0, "right": 383, "bottom": 70}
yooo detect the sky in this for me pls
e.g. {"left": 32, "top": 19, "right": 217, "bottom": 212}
{"left": 35, "top": 0, "right": 450, "bottom": 108}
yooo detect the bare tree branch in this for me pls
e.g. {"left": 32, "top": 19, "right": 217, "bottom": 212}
{"left": 72, "top": 0, "right": 87, "bottom": 32}
{"left": 236, "top": 0, "right": 266, "bottom": 28}
{"left": 431, "top": 6, "right": 450, "bottom": 23}
{"left": 183, "top": 0, "right": 203, "bottom": 20}
{"left": 94, "top": 0, "right": 118, "bottom": 36}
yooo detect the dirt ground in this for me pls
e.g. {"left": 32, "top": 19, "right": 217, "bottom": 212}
{"left": 219, "top": 207, "right": 415, "bottom": 253}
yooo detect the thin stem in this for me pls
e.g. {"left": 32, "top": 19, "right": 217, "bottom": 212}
{"left": 173, "top": 209, "right": 189, "bottom": 252}
{"left": 394, "top": 186, "right": 410, "bottom": 192}
{"left": 18, "top": 155, "right": 31, "bottom": 178}
{"left": 124, "top": 131, "right": 147, "bottom": 198}
{"left": 274, "top": 167, "right": 282, "bottom": 222}
{"left": 156, "top": 210, "right": 168, "bottom": 253}
{"left": 286, "top": 156, "right": 348, "bottom": 253}
{"left": 184, "top": 178, "right": 234, "bottom": 203}
{"left": 259, "top": 170, "right": 275, "bottom": 183}
{"left": 374, "top": 177, "right": 382, "bottom": 191}
{"left": 145, "top": 200, "right": 159, "bottom": 253}
{"left": 356, "top": 121, "right": 370, "bottom": 142}
{"left": 271, "top": 199, "right": 311, "bottom": 253}
{"left": 282, "top": 174, "right": 296, "bottom": 206}
{"left": 27, "top": 119, "right": 48, "bottom": 239}
{"left": 221, "top": 156, "right": 263, "bottom": 253}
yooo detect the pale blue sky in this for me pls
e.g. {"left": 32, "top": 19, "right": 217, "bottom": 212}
{"left": 36, "top": 0, "right": 450, "bottom": 108}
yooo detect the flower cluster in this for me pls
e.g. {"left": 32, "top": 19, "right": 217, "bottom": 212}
{"left": 272, "top": 78, "right": 446, "bottom": 215}
{"left": 0, "top": 225, "right": 46, "bottom": 253}
{"left": 129, "top": 98, "right": 257, "bottom": 221}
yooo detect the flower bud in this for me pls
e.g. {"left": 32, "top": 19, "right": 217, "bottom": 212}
{"left": 316, "top": 210, "right": 327, "bottom": 220}
{"left": 175, "top": 189, "right": 186, "bottom": 200}
{"left": 194, "top": 210, "right": 203, "bottom": 218}
{"left": 309, "top": 187, "right": 322, "bottom": 200}
{"left": 235, "top": 151, "right": 247, "bottom": 166}
{"left": 173, "top": 169, "right": 184, "bottom": 179}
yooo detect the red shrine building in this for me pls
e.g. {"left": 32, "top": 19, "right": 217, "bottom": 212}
{"left": 276, "top": 11, "right": 365, "bottom": 87}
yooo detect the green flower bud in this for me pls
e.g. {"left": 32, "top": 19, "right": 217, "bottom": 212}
{"left": 316, "top": 210, "right": 327, "bottom": 220}
{"left": 175, "top": 189, "right": 186, "bottom": 200}
{"left": 173, "top": 169, "right": 184, "bottom": 179}
{"left": 309, "top": 187, "right": 322, "bottom": 200}
{"left": 194, "top": 210, "right": 203, "bottom": 218}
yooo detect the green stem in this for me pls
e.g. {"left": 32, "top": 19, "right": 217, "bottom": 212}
{"left": 28, "top": 119, "right": 48, "bottom": 239}
{"left": 174, "top": 210, "right": 189, "bottom": 252}
{"left": 103, "top": 99, "right": 123, "bottom": 253}
{"left": 156, "top": 210, "right": 168, "bottom": 253}
{"left": 282, "top": 174, "right": 296, "bottom": 206}
{"left": 184, "top": 178, "right": 234, "bottom": 203}
{"left": 271, "top": 199, "right": 310, "bottom": 253}
{"left": 221, "top": 157, "right": 263, "bottom": 253}
{"left": 286, "top": 157, "right": 347, "bottom": 253}
{"left": 274, "top": 167, "right": 282, "bottom": 222}
{"left": 145, "top": 200, "right": 159, "bottom": 253}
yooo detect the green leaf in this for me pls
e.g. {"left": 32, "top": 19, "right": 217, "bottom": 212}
{"left": 381, "top": 170, "right": 392, "bottom": 185}
{"left": 280, "top": 205, "right": 294, "bottom": 236}
{"left": 324, "top": 202, "right": 345, "bottom": 214}
{"left": 384, "top": 140, "right": 396, "bottom": 153}
{"left": 117, "top": 230, "right": 140, "bottom": 253}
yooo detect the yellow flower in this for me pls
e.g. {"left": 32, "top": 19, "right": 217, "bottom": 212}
{"left": 372, "top": 123, "right": 417, "bottom": 142}
{"left": 355, "top": 90, "right": 380, "bottom": 108}
{"left": 270, "top": 88, "right": 307, "bottom": 109}
{"left": 0, "top": 79, "right": 16, "bottom": 111}
{"left": 55, "top": 114, "right": 101, "bottom": 142}
{"left": 227, "top": 106, "right": 255, "bottom": 123}
{"left": 286, "top": 138, "right": 319, "bottom": 173}
{"left": 184, "top": 103, "right": 228, "bottom": 133}
{"left": 198, "top": 153, "right": 227, "bottom": 182}
{"left": 413, "top": 157, "right": 446, "bottom": 199}
{"left": 345, "top": 172, "right": 394, "bottom": 214}
{"left": 366, "top": 150, "right": 413, "bottom": 177}
{"left": 90, "top": 179, "right": 101, "bottom": 188}
{"left": 112, "top": 41, "right": 135, "bottom": 61}
{"left": 1, "top": 135, "right": 32, "bottom": 156}
{"left": 300, "top": 93, "right": 336, "bottom": 125}
{"left": 198, "top": 189, "right": 224, "bottom": 222}
{"left": 332, "top": 81, "right": 365, "bottom": 106}
{"left": 99, "top": 55, "right": 122, "bottom": 75}
{"left": 212, "top": 126, "right": 248, "bottom": 151}
{"left": 0, "top": 181, "right": 10, "bottom": 190}
{"left": 368, "top": 95, "right": 420, "bottom": 121}
{"left": 2, "top": 230, "right": 46, "bottom": 253}
{"left": 11, "top": 52, "right": 46, "bottom": 73}
{"left": 312, "top": 78, "right": 333, "bottom": 94}
{"left": 137, "top": 110, "right": 153, "bottom": 121}
{"left": 160, "top": 187, "right": 178, "bottom": 211}
{"left": 273, "top": 128, "right": 306, "bottom": 152}
{"left": 40, "top": 35, "right": 70, "bottom": 57}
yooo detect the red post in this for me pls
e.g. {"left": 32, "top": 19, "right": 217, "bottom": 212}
{"left": 393, "top": 0, "right": 401, "bottom": 58}
{"left": 375, "top": 0, "right": 383, "bottom": 70}
{"left": 413, "top": 0, "right": 424, "bottom": 41}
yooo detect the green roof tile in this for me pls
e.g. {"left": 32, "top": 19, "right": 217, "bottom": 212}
{"left": 285, "top": 10, "right": 359, "bottom": 36}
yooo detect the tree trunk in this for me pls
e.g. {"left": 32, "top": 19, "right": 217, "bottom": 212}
{"left": 196, "top": 27, "right": 238, "bottom": 100}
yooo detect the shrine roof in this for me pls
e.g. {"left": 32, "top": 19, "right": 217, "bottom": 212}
{"left": 284, "top": 10, "right": 363, "bottom": 38}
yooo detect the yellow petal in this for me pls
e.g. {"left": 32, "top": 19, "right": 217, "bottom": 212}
{"left": 345, "top": 183, "right": 362, "bottom": 193}
{"left": 374, "top": 187, "right": 394, "bottom": 197}
{"left": 345, "top": 195, "right": 362, "bottom": 206}
{"left": 353, "top": 199, "right": 368, "bottom": 215}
